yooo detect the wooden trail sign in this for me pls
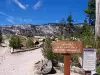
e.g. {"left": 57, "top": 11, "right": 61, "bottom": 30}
{"left": 52, "top": 40, "right": 82, "bottom": 54}
{"left": 52, "top": 40, "right": 83, "bottom": 75}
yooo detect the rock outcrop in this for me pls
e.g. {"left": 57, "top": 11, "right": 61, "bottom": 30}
{"left": 1, "top": 23, "right": 83, "bottom": 36}
{"left": 34, "top": 58, "right": 52, "bottom": 74}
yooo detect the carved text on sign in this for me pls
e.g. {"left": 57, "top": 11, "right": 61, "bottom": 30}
{"left": 52, "top": 41, "right": 82, "bottom": 54}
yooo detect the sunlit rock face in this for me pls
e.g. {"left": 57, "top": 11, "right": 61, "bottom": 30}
{"left": 96, "top": 0, "right": 100, "bottom": 36}
{"left": 1, "top": 23, "right": 83, "bottom": 36}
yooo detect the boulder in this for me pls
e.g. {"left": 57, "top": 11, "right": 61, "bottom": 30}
{"left": 34, "top": 58, "right": 52, "bottom": 74}
{"left": 51, "top": 59, "right": 58, "bottom": 67}
{"left": 71, "top": 66, "right": 84, "bottom": 74}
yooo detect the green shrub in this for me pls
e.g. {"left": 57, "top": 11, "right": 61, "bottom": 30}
{"left": 58, "top": 33, "right": 62, "bottom": 40}
{"left": 43, "top": 37, "right": 54, "bottom": 60}
{"left": 9, "top": 35, "right": 21, "bottom": 49}
{"left": 42, "top": 37, "right": 64, "bottom": 62}
{"left": 55, "top": 54, "right": 64, "bottom": 62}
{"left": 26, "top": 38, "right": 34, "bottom": 48}
{"left": 96, "top": 36, "right": 100, "bottom": 49}
{"left": 79, "top": 24, "right": 96, "bottom": 48}
{"left": 71, "top": 54, "right": 81, "bottom": 67}
{"left": 96, "top": 67, "right": 100, "bottom": 75}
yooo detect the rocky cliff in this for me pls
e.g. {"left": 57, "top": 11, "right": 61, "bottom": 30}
{"left": 1, "top": 23, "right": 83, "bottom": 36}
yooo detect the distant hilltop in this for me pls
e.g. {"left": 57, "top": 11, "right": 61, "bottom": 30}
{"left": 2, "top": 23, "right": 84, "bottom": 26}
{"left": 1, "top": 23, "right": 83, "bottom": 36}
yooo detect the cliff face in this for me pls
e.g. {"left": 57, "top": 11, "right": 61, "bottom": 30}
{"left": 1, "top": 23, "right": 83, "bottom": 36}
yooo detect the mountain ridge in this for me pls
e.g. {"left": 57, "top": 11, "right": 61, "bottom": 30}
{"left": 1, "top": 23, "right": 83, "bottom": 36}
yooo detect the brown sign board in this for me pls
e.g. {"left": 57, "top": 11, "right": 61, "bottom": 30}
{"left": 52, "top": 40, "right": 82, "bottom": 54}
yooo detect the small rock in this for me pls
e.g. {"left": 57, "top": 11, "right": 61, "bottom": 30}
{"left": 1, "top": 43, "right": 7, "bottom": 47}
{"left": 71, "top": 66, "right": 84, "bottom": 74}
{"left": 78, "top": 57, "right": 82, "bottom": 67}
{"left": 10, "top": 48, "right": 14, "bottom": 54}
{"left": 34, "top": 58, "right": 52, "bottom": 74}
{"left": 57, "top": 63, "right": 64, "bottom": 72}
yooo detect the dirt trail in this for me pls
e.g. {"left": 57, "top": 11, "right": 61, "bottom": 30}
{"left": 0, "top": 44, "right": 82, "bottom": 75}
{"left": 0, "top": 47, "right": 44, "bottom": 75}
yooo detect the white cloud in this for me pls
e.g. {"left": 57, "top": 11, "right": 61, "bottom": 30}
{"left": 13, "top": 17, "right": 32, "bottom": 23}
{"left": 0, "top": 12, "right": 15, "bottom": 24}
{"left": 0, "top": 12, "right": 32, "bottom": 24}
{"left": 23, "top": 19, "right": 32, "bottom": 23}
{"left": 33, "top": 1, "right": 42, "bottom": 10}
{"left": 13, "top": 0, "right": 26, "bottom": 9}
{"left": 17, "top": 18, "right": 32, "bottom": 23}
{"left": 6, "top": 18, "right": 15, "bottom": 24}
{"left": 0, "top": 12, "right": 14, "bottom": 19}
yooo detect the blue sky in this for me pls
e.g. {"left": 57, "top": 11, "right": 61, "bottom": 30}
{"left": 0, "top": 0, "right": 88, "bottom": 25}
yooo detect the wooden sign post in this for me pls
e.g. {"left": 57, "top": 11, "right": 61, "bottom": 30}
{"left": 52, "top": 40, "right": 83, "bottom": 75}
{"left": 64, "top": 54, "right": 70, "bottom": 75}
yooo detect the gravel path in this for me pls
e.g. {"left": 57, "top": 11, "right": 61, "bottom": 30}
{"left": 0, "top": 45, "right": 82, "bottom": 75}
{"left": 0, "top": 47, "right": 44, "bottom": 75}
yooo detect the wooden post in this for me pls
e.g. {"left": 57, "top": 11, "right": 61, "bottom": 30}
{"left": 64, "top": 54, "right": 70, "bottom": 75}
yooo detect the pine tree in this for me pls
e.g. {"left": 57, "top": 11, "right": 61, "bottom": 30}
{"left": 67, "top": 13, "right": 74, "bottom": 37}
{"left": 84, "top": 0, "right": 95, "bottom": 26}
{"left": 67, "top": 13, "right": 74, "bottom": 24}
